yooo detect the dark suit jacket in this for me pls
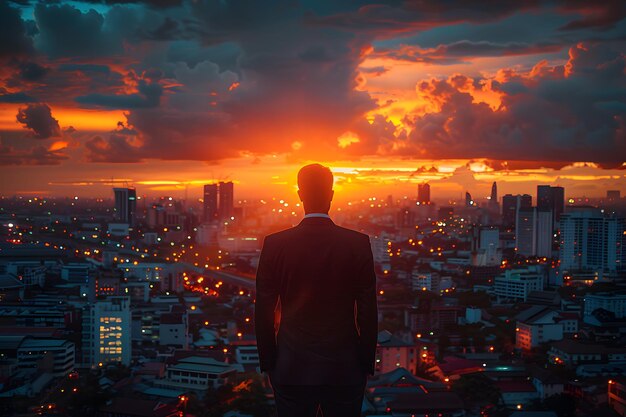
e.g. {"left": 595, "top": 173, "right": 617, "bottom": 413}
{"left": 254, "top": 216, "right": 378, "bottom": 385}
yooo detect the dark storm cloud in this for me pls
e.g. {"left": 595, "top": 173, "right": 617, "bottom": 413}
{"left": 76, "top": 78, "right": 163, "bottom": 109}
{"left": 559, "top": 0, "right": 626, "bottom": 31}
{"left": 79, "top": 0, "right": 184, "bottom": 8}
{"left": 402, "top": 42, "right": 626, "bottom": 167}
{"left": 314, "top": 1, "right": 624, "bottom": 35}
{"left": 0, "top": 91, "right": 37, "bottom": 103}
{"left": 33, "top": 3, "right": 123, "bottom": 58}
{"left": 2, "top": 0, "right": 625, "bottom": 168}
{"left": 0, "top": 2, "right": 34, "bottom": 58}
{"left": 0, "top": 140, "right": 68, "bottom": 166}
{"left": 16, "top": 103, "right": 62, "bottom": 139}
{"left": 375, "top": 41, "right": 564, "bottom": 64}
{"left": 85, "top": 134, "right": 143, "bottom": 163}
{"left": 19, "top": 62, "right": 50, "bottom": 81}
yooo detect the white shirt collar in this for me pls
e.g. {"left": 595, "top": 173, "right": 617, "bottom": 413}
{"left": 304, "top": 213, "right": 331, "bottom": 219}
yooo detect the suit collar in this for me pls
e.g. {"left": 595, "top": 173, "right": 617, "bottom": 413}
{"left": 298, "top": 216, "right": 335, "bottom": 226}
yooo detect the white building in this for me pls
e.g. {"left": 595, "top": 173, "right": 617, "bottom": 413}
{"left": 17, "top": 338, "right": 75, "bottom": 377}
{"left": 471, "top": 227, "right": 501, "bottom": 266}
{"left": 61, "top": 263, "right": 92, "bottom": 282}
{"left": 493, "top": 266, "right": 544, "bottom": 302}
{"left": 158, "top": 356, "right": 239, "bottom": 391}
{"left": 584, "top": 293, "right": 626, "bottom": 324}
{"left": 559, "top": 209, "right": 626, "bottom": 273}
{"left": 83, "top": 296, "right": 131, "bottom": 367}
{"left": 159, "top": 312, "right": 189, "bottom": 349}
{"left": 411, "top": 270, "right": 432, "bottom": 291}
{"left": 515, "top": 307, "right": 564, "bottom": 350}
{"left": 235, "top": 345, "right": 260, "bottom": 365}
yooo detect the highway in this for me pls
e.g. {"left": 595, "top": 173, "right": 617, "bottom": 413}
{"left": 204, "top": 267, "right": 256, "bottom": 290}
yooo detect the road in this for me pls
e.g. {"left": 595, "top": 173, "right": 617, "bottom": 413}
{"left": 204, "top": 267, "right": 256, "bottom": 290}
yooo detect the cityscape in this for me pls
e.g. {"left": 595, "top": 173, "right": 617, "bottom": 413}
{"left": 1, "top": 0, "right": 625, "bottom": 416}
{"left": 0, "top": 181, "right": 625, "bottom": 416}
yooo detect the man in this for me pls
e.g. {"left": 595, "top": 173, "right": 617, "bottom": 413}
{"left": 255, "top": 163, "right": 378, "bottom": 417}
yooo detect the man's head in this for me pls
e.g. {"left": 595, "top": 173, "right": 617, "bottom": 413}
{"left": 297, "top": 164, "right": 334, "bottom": 214}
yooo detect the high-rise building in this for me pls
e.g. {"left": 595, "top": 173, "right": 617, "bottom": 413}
{"left": 418, "top": 183, "right": 430, "bottom": 205}
{"left": 537, "top": 185, "right": 564, "bottom": 224}
{"left": 516, "top": 207, "right": 536, "bottom": 256}
{"left": 465, "top": 192, "right": 473, "bottom": 207}
{"left": 488, "top": 182, "right": 499, "bottom": 212}
{"left": 515, "top": 207, "right": 553, "bottom": 257}
{"left": 471, "top": 226, "right": 501, "bottom": 266}
{"left": 218, "top": 181, "right": 234, "bottom": 220}
{"left": 502, "top": 194, "right": 532, "bottom": 228}
{"left": 536, "top": 210, "right": 553, "bottom": 258}
{"left": 113, "top": 188, "right": 137, "bottom": 226}
{"left": 204, "top": 182, "right": 235, "bottom": 222}
{"left": 83, "top": 296, "right": 131, "bottom": 367}
{"left": 559, "top": 208, "right": 626, "bottom": 273}
{"left": 203, "top": 184, "right": 218, "bottom": 222}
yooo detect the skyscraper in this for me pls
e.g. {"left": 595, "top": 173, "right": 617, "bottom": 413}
{"left": 537, "top": 185, "right": 564, "bottom": 224}
{"left": 203, "top": 184, "right": 218, "bottom": 222}
{"left": 113, "top": 187, "right": 136, "bottom": 226}
{"left": 218, "top": 181, "right": 234, "bottom": 221}
{"left": 515, "top": 206, "right": 553, "bottom": 258}
{"left": 203, "top": 181, "right": 235, "bottom": 222}
{"left": 417, "top": 183, "right": 430, "bottom": 205}
{"left": 516, "top": 207, "right": 536, "bottom": 256}
{"left": 559, "top": 208, "right": 626, "bottom": 273}
{"left": 490, "top": 182, "right": 497, "bottom": 202}
{"left": 465, "top": 192, "right": 473, "bottom": 207}
{"left": 488, "top": 181, "right": 499, "bottom": 213}
{"left": 502, "top": 194, "right": 532, "bottom": 228}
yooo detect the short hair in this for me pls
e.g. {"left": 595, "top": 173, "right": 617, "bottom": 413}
{"left": 297, "top": 164, "right": 333, "bottom": 193}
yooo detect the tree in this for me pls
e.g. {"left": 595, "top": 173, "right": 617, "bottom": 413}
{"left": 452, "top": 373, "right": 501, "bottom": 407}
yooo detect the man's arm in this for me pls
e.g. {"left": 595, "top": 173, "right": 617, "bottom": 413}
{"left": 254, "top": 236, "right": 280, "bottom": 373}
{"left": 355, "top": 234, "right": 378, "bottom": 375}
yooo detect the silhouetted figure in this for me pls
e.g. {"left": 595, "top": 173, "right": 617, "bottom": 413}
{"left": 255, "top": 164, "right": 378, "bottom": 417}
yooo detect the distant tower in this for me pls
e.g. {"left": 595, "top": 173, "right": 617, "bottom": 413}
{"left": 465, "top": 192, "right": 473, "bottom": 207}
{"left": 489, "top": 181, "right": 499, "bottom": 213}
{"left": 418, "top": 183, "right": 431, "bottom": 205}
{"left": 204, "top": 181, "right": 235, "bottom": 223}
{"left": 113, "top": 188, "right": 136, "bottom": 226}
{"left": 203, "top": 184, "right": 218, "bottom": 222}
{"left": 218, "top": 181, "right": 234, "bottom": 221}
{"left": 502, "top": 194, "right": 532, "bottom": 229}
{"left": 537, "top": 185, "right": 564, "bottom": 225}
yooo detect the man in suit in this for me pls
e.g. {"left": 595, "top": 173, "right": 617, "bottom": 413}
{"left": 255, "top": 163, "right": 378, "bottom": 417}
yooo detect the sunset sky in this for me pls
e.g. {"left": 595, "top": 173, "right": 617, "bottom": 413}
{"left": 1, "top": 0, "right": 624, "bottom": 201}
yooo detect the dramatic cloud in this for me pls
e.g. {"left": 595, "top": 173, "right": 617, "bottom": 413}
{"left": 399, "top": 42, "right": 625, "bottom": 167}
{"left": 0, "top": 2, "right": 33, "bottom": 58}
{"left": 0, "top": 0, "right": 624, "bottom": 180}
{"left": 16, "top": 103, "right": 62, "bottom": 139}
{"left": 0, "top": 90, "right": 36, "bottom": 103}
{"left": 374, "top": 41, "right": 564, "bottom": 64}
{"left": 0, "top": 139, "right": 68, "bottom": 166}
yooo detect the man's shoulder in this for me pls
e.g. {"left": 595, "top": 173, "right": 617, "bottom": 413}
{"left": 333, "top": 225, "right": 370, "bottom": 244}
{"left": 263, "top": 227, "right": 297, "bottom": 244}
